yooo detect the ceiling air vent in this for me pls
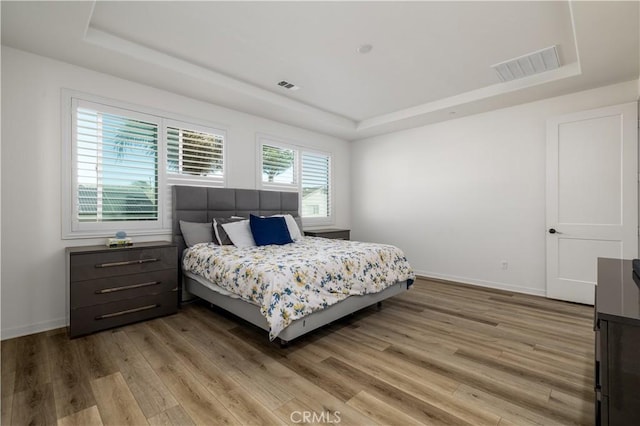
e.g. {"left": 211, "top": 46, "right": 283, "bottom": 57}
{"left": 492, "top": 45, "right": 560, "bottom": 82}
{"left": 277, "top": 80, "right": 300, "bottom": 91}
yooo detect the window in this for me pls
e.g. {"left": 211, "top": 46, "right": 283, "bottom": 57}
{"left": 72, "top": 99, "right": 161, "bottom": 233}
{"left": 301, "top": 152, "right": 331, "bottom": 219}
{"left": 259, "top": 136, "right": 332, "bottom": 225}
{"left": 63, "top": 92, "right": 226, "bottom": 238}
{"left": 166, "top": 120, "right": 225, "bottom": 185}
{"left": 261, "top": 143, "right": 297, "bottom": 187}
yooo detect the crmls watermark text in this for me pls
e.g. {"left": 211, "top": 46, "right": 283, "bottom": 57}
{"left": 290, "top": 410, "right": 342, "bottom": 424}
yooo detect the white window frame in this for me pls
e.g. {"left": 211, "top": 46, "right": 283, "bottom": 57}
{"left": 256, "top": 134, "right": 334, "bottom": 227}
{"left": 62, "top": 89, "right": 227, "bottom": 239}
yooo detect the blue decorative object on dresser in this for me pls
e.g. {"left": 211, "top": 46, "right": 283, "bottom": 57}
{"left": 107, "top": 230, "right": 133, "bottom": 247}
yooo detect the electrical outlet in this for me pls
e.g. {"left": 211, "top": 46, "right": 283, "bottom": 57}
{"left": 501, "top": 261, "right": 508, "bottom": 270}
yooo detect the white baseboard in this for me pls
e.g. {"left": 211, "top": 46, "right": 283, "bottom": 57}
{"left": 1, "top": 317, "right": 67, "bottom": 340}
{"left": 0, "top": 273, "right": 545, "bottom": 340}
{"left": 413, "top": 269, "right": 546, "bottom": 297}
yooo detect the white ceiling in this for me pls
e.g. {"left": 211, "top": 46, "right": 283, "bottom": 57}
{"left": 2, "top": 1, "right": 638, "bottom": 141}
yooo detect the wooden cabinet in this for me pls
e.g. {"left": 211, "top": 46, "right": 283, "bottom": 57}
{"left": 66, "top": 241, "right": 178, "bottom": 338}
{"left": 595, "top": 258, "right": 640, "bottom": 426}
{"left": 304, "top": 228, "right": 350, "bottom": 240}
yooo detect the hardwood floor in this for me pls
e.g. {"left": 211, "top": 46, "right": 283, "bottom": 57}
{"left": 1, "top": 278, "right": 595, "bottom": 425}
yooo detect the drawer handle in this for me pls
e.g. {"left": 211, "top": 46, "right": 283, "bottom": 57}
{"left": 95, "top": 281, "right": 161, "bottom": 294}
{"left": 95, "top": 304, "right": 159, "bottom": 320}
{"left": 95, "top": 258, "right": 159, "bottom": 268}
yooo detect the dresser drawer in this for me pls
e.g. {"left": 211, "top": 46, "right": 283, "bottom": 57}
{"left": 70, "top": 246, "right": 177, "bottom": 281}
{"left": 69, "top": 291, "right": 177, "bottom": 337}
{"left": 304, "top": 229, "right": 350, "bottom": 240}
{"left": 70, "top": 269, "right": 177, "bottom": 309}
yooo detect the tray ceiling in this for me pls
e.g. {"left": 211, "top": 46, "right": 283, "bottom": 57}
{"left": 2, "top": 1, "right": 638, "bottom": 140}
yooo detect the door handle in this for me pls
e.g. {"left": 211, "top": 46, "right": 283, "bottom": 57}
{"left": 549, "top": 228, "right": 562, "bottom": 234}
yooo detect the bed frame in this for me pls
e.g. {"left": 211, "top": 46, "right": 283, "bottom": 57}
{"left": 172, "top": 185, "right": 410, "bottom": 344}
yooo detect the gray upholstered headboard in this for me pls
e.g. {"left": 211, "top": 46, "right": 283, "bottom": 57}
{"left": 171, "top": 186, "right": 299, "bottom": 257}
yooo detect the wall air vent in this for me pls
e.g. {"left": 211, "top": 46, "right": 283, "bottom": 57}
{"left": 277, "top": 80, "right": 300, "bottom": 91}
{"left": 492, "top": 45, "right": 560, "bottom": 82}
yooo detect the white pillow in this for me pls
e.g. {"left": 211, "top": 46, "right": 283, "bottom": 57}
{"left": 272, "top": 214, "right": 303, "bottom": 241}
{"left": 221, "top": 220, "right": 256, "bottom": 248}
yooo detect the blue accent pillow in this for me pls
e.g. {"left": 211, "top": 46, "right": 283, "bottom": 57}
{"left": 249, "top": 214, "right": 293, "bottom": 246}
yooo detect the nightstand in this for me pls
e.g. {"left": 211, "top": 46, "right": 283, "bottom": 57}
{"left": 66, "top": 241, "right": 178, "bottom": 338}
{"left": 304, "top": 228, "right": 350, "bottom": 240}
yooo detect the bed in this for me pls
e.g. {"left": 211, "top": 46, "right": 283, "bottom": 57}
{"left": 172, "top": 186, "right": 414, "bottom": 344}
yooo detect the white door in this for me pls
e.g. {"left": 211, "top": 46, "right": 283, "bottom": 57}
{"left": 546, "top": 102, "right": 638, "bottom": 304}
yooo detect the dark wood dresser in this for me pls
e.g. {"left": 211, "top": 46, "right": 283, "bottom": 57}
{"left": 66, "top": 241, "right": 178, "bottom": 338}
{"left": 304, "top": 228, "right": 350, "bottom": 240}
{"left": 595, "top": 258, "right": 640, "bottom": 426}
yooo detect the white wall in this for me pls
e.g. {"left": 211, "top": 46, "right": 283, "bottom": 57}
{"left": 351, "top": 80, "right": 639, "bottom": 296}
{"left": 0, "top": 47, "right": 350, "bottom": 339}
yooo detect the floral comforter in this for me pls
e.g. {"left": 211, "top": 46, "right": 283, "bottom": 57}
{"left": 182, "top": 237, "right": 415, "bottom": 340}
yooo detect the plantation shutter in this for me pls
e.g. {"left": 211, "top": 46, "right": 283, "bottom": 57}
{"left": 166, "top": 123, "right": 224, "bottom": 180}
{"left": 301, "top": 152, "right": 330, "bottom": 218}
{"left": 74, "top": 101, "right": 159, "bottom": 223}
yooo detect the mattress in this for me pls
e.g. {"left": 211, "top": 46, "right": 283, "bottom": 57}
{"left": 182, "top": 237, "right": 415, "bottom": 339}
